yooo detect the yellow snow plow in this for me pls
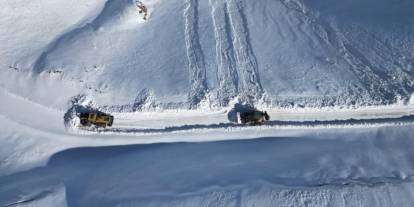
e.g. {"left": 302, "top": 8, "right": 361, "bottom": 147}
{"left": 78, "top": 112, "right": 114, "bottom": 128}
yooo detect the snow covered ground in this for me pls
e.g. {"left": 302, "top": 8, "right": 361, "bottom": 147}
{"left": 2, "top": 82, "right": 414, "bottom": 206}
{"left": 2, "top": 121, "right": 414, "bottom": 206}
{"left": 1, "top": 0, "right": 414, "bottom": 108}
{"left": 1, "top": 0, "right": 414, "bottom": 206}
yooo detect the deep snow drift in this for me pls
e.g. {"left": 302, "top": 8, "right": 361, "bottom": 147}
{"left": 3, "top": 129, "right": 414, "bottom": 207}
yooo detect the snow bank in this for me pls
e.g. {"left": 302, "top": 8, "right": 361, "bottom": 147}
{"left": 2, "top": 128, "right": 414, "bottom": 206}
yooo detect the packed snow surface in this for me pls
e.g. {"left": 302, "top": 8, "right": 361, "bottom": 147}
{"left": 1, "top": 0, "right": 414, "bottom": 206}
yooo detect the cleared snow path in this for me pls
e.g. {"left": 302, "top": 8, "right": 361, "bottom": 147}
{"left": 1, "top": 87, "right": 414, "bottom": 140}
{"left": 100, "top": 101, "right": 414, "bottom": 136}
{"left": 97, "top": 113, "right": 414, "bottom": 136}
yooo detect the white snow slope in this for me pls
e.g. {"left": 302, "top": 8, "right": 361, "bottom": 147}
{"left": 1, "top": 0, "right": 414, "bottom": 108}
{"left": 1, "top": 0, "right": 414, "bottom": 206}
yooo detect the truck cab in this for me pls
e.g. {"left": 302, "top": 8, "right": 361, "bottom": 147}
{"left": 238, "top": 110, "right": 270, "bottom": 125}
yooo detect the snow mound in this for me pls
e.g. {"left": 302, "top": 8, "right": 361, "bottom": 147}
{"left": 63, "top": 94, "right": 97, "bottom": 130}
{"left": 3, "top": 131, "right": 414, "bottom": 206}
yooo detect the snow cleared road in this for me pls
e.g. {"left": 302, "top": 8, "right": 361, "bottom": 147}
{"left": 87, "top": 99, "right": 414, "bottom": 137}
{"left": 2, "top": 87, "right": 414, "bottom": 206}
{"left": 2, "top": 87, "right": 414, "bottom": 140}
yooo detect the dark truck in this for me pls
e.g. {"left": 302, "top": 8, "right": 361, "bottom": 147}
{"left": 238, "top": 110, "right": 270, "bottom": 125}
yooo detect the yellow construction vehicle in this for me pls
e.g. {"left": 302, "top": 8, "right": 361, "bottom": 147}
{"left": 79, "top": 112, "right": 114, "bottom": 128}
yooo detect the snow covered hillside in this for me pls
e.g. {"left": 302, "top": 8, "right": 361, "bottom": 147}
{"left": 1, "top": 0, "right": 414, "bottom": 109}
{"left": 1, "top": 0, "right": 414, "bottom": 206}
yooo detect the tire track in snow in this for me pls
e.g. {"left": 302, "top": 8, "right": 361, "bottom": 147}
{"left": 210, "top": 0, "right": 240, "bottom": 106}
{"left": 92, "top": 114, "right": 414, "bottom": 136}
{"left": 184, "top": 0, "right": 209, "bottom": 109}
{"left": 226, "top": 0, "right": 263, "bottom": 103}
{"left": 209, "top": 0, "right": 263, "bottom": 106}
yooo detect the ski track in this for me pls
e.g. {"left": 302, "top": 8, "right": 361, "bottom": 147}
{"left": 210, "top": 0, "right": 240, "bottom": 106}
{"left": 209, "top": 0, "right": 263, "bottom": 106}
{"left": 226, "top": 0, "right": 263, "bottom": 103}
{"left": 184, "top": 0, "right": 209, "bottom": 108}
